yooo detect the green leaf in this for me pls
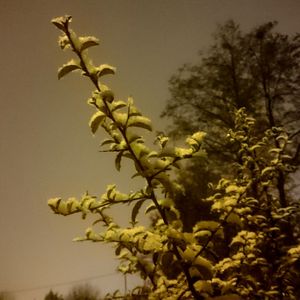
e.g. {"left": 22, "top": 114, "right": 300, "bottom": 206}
{"left": 145, "top": 203, "right": 156, "bottom": 214}
{"left": 127, "top": 116, "right": 152, "bottom": 131}
{"left": 194, "top": 280, "right": 213, "bottom": 294}
{"left": 131, "top": 199, "right": 146, "bottom": 224}
{"left": 147, "top": 151, "right": 158, "bottom": 158}
{"left": 128, "top": 106, "right": 142, "bottom": 117}
{"left": 52, "top": 21, "right": 65, "bottom": 32}
{"left": 110, "top": 100, "right": 127, "bottom": 112}
{"left": 131, "top": 143, "right": 150, "bottom": 159}
{"left": 156, "top": 135, "right": 169, "bottom": 148}
{"left": 100, "top": 90, "right": 115, "bottom": 103}
{"left": 89, "top": 111, "right": 106, "bottom": 134}
{"left": 158, "top": 147, "right": 176, "bottom": 158}
{"left": 194, "top": 255, "right": 213, "bottom": 279}
{"left": 113, "top": 112, "right": 127, "bottom": 127}
{"left": 261, "top": 166, "right": 275, "bottom": 176}
{"left": 115, "top": 244, "right": 122, "bottom": 256}
{"left": 58, "top": 59, "right": 81, "bottom": 79}
{"left": 127, "top": 132, "right": 143, "bottom": 144}
{"left": 79, "top": 36, "right": 99, "bottom": 52}
{"left": 58, "top": 35, "right": 70, "bottom": 50}
{"left": 123, "top": 152, "right": 134, "bottom": 160}
{"left": 106, "top": 184, "right": 116, "bottom": 199}
{"left": 96, "top": 64, "right": 116, "bottom": 77}
{"left": 115, "top": 151, "right": 123, "bottom": 171}
{"left": 51, "top": 15, "right": 72, "bottom": 32}
{"left": 100, "top": 138, "right": 115, "bottom": 147}
{"left": 226, "top": 213, "right": 242, "bottom": 226}
{"left": 48, "top": 198, "right": 61, "bottom": 212}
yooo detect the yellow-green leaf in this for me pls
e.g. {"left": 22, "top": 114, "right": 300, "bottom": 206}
{"left": 131, "top": 199, "right": 146, "bottom": 224}
{"left": 58, "top": 59, "right": 81, "bottom": 79}
{"left": 97, "top": 64, "right": 116, "bottom": 77}
{"left": 127, "top": 116, "right": 152, "bottom": 131}
{"left": 115, "top": 151, "right": 123, "bottom": 171}
{"left": 79, "top": 36, "right": 99, "bottom": 52}
{"left": 89, "top": 111, "right": 105, "bottom": 134}
{"left": 51, "top": 15, "right": 72, "bottom": 32}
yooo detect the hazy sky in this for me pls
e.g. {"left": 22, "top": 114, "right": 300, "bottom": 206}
{"left": 1, "top": 1, "right": 300, "bottom": 299}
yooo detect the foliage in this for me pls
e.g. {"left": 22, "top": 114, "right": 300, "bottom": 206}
{"left": 163, "top": 20, "right": 300, "bottom": 158}
{"left": 48, "top": 16, "right": 300, "bottom": 299}
{"left": 162, "top": 20, "right": 300, "bottom": 230}
{"left": 65, "top": 284, "right": 100, "bottom": 300}
{"left": 103, "top": 286, "right": 149, "bottom": 300}
{"left": 44, "top": 289, "right": 64, "bottom": 300}
{"left": 0, "top": 291, "right": 15, "bottom": 300}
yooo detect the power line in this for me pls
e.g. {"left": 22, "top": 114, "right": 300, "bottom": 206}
{"left": 8, "top": 272, "right": 119, "bottom": 294}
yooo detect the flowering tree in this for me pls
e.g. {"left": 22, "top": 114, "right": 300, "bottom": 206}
{"left": 48, "top": 16, "right": 300, "bottom": 299}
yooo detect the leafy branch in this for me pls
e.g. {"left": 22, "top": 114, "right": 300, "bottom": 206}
{"left": 49, "top": 15, "right": 207, "bottom": 299}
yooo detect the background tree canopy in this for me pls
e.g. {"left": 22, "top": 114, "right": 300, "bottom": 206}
{"left": 44, "top": 284, "right": 100, "bottom": 300}
{"left": 44, "top": 290, "right": 64, "bottom": 300}
{"left": 162, "top": 20, "right": 300, "bottom": 231}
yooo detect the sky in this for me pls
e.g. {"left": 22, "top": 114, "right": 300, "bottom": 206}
{"left": 0, "top": 0, "right": 300, "bottom": 299}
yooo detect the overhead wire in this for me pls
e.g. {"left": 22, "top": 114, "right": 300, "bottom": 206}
{"left": 7, "top": 272, "right": 118, "bottom": 294}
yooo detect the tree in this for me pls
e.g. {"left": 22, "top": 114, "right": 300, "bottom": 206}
{"left": 44, "top": 289, "right": 64, "bottom": 300}
{"left": 65, "top": 284, "right": 100, "bottom": 300}
{"left": 104, "top": 286, "right": 149, "bottom": 300}
{"left": 0, "top": 291, "right": 15, "bottom": 300}
{"left": 162, "top": 20, "right": 300, "bottom": 231}
{"left": 48, "top": 16, "right": 300, "bottom": 299}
